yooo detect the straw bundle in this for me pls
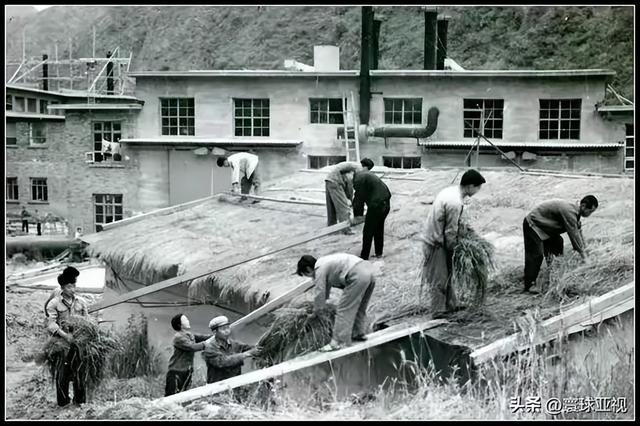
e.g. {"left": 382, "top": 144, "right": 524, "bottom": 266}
{"left": 451, "top": 224, "right": 496, "bottom": 308}
{"left": 254, "top": 301, "right": 336, "bottom": 368}
{"left": 41, "top": 316, "right": 121, "bottom": 392}
{"left": 109, "top": 314, "right": 162, "bottom": 379}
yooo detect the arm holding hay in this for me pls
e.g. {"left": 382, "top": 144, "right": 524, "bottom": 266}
{"left": 560, "top": 208, "right": 586, "bottom": 260}
{"left": 313, "top": 268, "right": 331, "bottom": 311}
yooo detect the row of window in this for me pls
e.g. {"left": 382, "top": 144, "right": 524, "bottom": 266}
{"left": 6, "top": 94, "right": 63, "bottom": 115}
{"left": 159, "top": 97, "right": 583, "bottom": 140}
{"left": 307, "top": 155, "right": 421, "bottom": 170}
{"left": 6, "top": 122, "right": 47, "bottom": 146}
{"left": 6, "top": 177, "right": 48, "bottom": 202}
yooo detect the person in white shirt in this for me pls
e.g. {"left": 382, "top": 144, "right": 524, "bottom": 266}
{"left": 420, "top": 169, "right": 486, "bottom": 317}
{"left": 217, "top": 152, "right": 261, "bottom": 197}
{"left": 296, "top": 253, "right": 376, "bottom": 352}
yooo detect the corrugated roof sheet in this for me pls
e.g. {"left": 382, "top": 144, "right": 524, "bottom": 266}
{"left": 420, "top": 141, "right": 622, "bottom": 149}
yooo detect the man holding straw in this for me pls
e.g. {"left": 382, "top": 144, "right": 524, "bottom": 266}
{"left": 217, "top": 152, "right": 261, "bottom": 198}
{"left": 296, "top": 253, "right": 376, "bottom": 351}
{"left": 324, "top": 161, "right": 362, "bottom": 234}
{"left": 420, "top": 169, "right": 486, "bottom": 316}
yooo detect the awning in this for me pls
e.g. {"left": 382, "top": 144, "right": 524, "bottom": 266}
{"left": 120, "top": 137, "right": 302, "bottom": 148}
{"left": 420, "top": 141, "right": 623, "bottom": 150}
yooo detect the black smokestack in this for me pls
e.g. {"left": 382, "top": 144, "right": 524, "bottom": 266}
{"left": 372, "top": 18, "right": 382, "bottom": 70}
{"left": 437, "top": 17, "right": 449, "bottom": 70}
{"left": 42, "top": 54, "right": 48, "bottom": 91}
{"left": 106, "top": 51, "right": 114, "bottom": 94}
{"left": 424, "top": 8, "right": 438, "bottom": 70}
{"left": 359, "top": 6, "right": 374, "bottom": 125}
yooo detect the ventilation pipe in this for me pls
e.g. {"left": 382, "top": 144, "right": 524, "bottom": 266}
{"left": 42, "top": 54, "right": 48, "bottom": 91}
{"left": 106, "top": 51, "right": 114, "bottom": 94}
{"left": 423, "top": 7, "right": 438, "bottom": 70}
{"left": 339, "top": 107, "right": 439, "bottom": 144}
{"left": 436, "top": 16, "right": 449, "bottom": 70}
{"left": 359, "top": 6, "right": 374, "bottom": 125}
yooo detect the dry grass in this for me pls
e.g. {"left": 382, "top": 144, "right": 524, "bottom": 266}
{"left": 108, "top": 314, "right": 163, "bottom": 379}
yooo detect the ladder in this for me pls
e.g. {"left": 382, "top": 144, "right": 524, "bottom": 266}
{"left": 341, "top": 91, "right": 361, "bottom": 162}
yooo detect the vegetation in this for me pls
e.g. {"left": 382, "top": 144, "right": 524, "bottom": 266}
{"left": 5, "top": 6, "right": 634, "bottom": 100}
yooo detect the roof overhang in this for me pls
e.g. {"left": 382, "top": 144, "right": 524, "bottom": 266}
{"left": 5, "top": 111, "right": 65, "bottom": 120}
{"left": 129, "top": 70, "right": 359, "bottom": 78}
{"left": 597, "top": 105, "right": 634, "bottom": 118}
{"left": 5, "top": 84, "right": 141, "bottom": 101}
{"left": 420, "top": 141, "right": 623, "bottom": 150}
{"left": 47, "top": 103, "right": 143, "bottom": 111}
{"left": 120, "top": 137, "right": 302, "bottom": 148}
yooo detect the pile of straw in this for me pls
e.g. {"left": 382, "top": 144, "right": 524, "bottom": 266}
{"left": 254, "top": 301, "right": 336, "bottom": 368}
{"left": 451, "top": 224, "right": 496, "bottom": 308}
{"left": 40, "top": 316, "right": 121, "bottom": 392}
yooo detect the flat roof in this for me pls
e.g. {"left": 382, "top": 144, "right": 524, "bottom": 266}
{"left": 47, "top": 103, "right": 143, "bottom": 110}
{"left": 421, "top": 141, "right": 623, "bottom": 150}
{"left": 5, "top": 111, "right": 65, "bottom": 120}
{"left": 5, "top": 84, "right": 141, "bottom": 101}
{"left": 120, "top": 137, "right": 302, "bottom": 147}
{"left": 129, "top": 69, "right": 615, "bottom": 78}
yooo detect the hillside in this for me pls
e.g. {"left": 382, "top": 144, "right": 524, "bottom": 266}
{"left": 5, "top": 5, "right": 634, "bottom": 100}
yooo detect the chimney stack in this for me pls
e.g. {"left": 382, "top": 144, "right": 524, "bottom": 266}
{"left": 42, "top": 54, "right": 48, "bottom": 91}
{"left": 423, "top": 7, "right": 438, "bottom": 70}
{"left": 372, "top": 18, "right": 382, "bottom": 70}
{"left": 313, "top": 46, "right": 340, "bottom": 72}
{"left": 106, "top": 51, "right": 114, "bottom": 94}
{"left": 359, "top": 6, "right": 374, "bottom": 125}
{"left": 437, "top": 16, "right": 449, "bottom": 70}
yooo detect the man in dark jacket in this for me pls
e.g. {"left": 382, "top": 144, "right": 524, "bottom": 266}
{"left": 164, "top": 314, "right": 211, "bottom": 396}
{"left": 522, "top": 195, "right": 598, "bottom": 293}
{"left": 20, "top": 206, "right": 30, "bottom": 233}
{"left": 351, "top": 169, "right": 392, "bottom": 260}
{"left": 202, "top": 316, "right": 259, "bottom": 384}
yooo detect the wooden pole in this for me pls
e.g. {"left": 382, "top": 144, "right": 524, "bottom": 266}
{"left": 69, "top": 37, "right": 73, "bottom": 90}
{"left": 224, "top": 192, "right": 325, "bottom": 206}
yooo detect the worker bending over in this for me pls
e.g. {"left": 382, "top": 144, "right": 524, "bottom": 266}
{"left": 165, "top": 314, "right": 211, "bottom": 396}
{"left": 217, "top": 152, "right": 261, "bottom": 197}
{"left": 202, "top": 315, "right": 260, "bottom": 384}
{"left": 324, "top": 161, "right": 361, "bottom": 234}
{"left": 420, "top": 169, "right": 486, "bottom": 317}
{"left": 296, "top": 253, "right": 375, "bottom": 352}
{"left": 522, "top": 195, "right": 598, "bottom": 294}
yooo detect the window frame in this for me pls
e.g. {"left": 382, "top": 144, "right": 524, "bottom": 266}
{"left": 383, "top": 98, "right": 423, "bottom": 125}
{"left": 30, "top": 177, "right": 48, "bottom": 202}
{"left": 93, "top": 121, "right": 122, "bottom": 162}
{"left": 538, "top": 99, "right": 581, "bottom": 140}
{"left": 382, "top": 156, "right": 422, "bottom": 169}
{"left": 463, "top": 98, "right": 504, "bottom": 139}
{"left": 233, "top": 98, "right": 270, "bottom": 137}
{"left": 160, "top": 97, "right": 195, "bottom": 136}
{"left": 6, "top": 122, "right": 17, "bottom": 146}
{"left": 309, "top": 98, "right": 345, "bottom": 124}
{"left": 94, "top": 193, "right": 124, "bottom": 231}
{"left": 28, "top": 122, "right": 47, "bottom": 146}
{"left": 6, "top": 94, "right": 13, "bottom": 111}
{"left": 6, "top": 177, "right": 19, "bottom": 201}
{"left": 307, "top": 155, "right": 347, "bottom": 169}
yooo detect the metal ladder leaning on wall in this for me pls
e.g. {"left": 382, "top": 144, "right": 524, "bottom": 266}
{"left": 341, "top": 91, "right": 361, "bottom": 163}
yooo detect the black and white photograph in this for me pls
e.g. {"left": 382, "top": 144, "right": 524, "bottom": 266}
{"left": 4, "top": 3, "right": 635, "bottom": 420}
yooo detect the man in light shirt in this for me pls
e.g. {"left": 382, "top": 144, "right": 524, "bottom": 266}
{"left": 325, "top": 161, "right": 363, "bottom": 234}
{"left": 217, "top": 152, "right": 261, "bottom": 198}
{"left": 420, "top": 169, "right": 486, "bottom": 317}
{"left": 296, "top": 253, "right": 376, "bottom": 351}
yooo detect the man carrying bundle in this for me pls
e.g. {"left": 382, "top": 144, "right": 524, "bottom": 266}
{"left": 44, "top": 266, "right": 80, "bottom": 317}
{"left": 296, "top": 253, "right": 376, "bottom": 351}
{"left": 324, "top": 161, "right": 363, "bottom": 234}
{"left": 202, "top": 316, "right": 260, "bottom": 384}
{"left": 165, "top": 314, "right": 212, "bottom": 396}
{"left": 522, "top": 195, "right": 598, "bottom": 294}
{"left": 351, "top": 166, "right": 392, "bottom": 260}
{"left": 217, "top": 152, "right": 261, "bottom": 198}
{"left": 420, "top": 169, "right": 486, "bottom": 317}
{"left": 45, "top": 269, "right": 90, "bottom": 406}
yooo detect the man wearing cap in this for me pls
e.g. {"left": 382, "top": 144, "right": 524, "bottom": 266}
{"left": 165, "top": 314, "right": 212, "bottom": 396}
{"left": 202, "top": 316, "right": 259, "bottom": 384}
{"left": 45, "top": 267, "right": 90, "bottom": 406}
{"left": 44, "top": 266, "right": 80, "bottom": 317}
{"left": 296, "top": 253, "right": 376, "bottom": 352}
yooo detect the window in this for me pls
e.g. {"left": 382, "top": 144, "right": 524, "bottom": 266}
{"left": 383, "top": 156, "right": 422, "bottom": 169}
{"left": 50, "top": 101, "right": 62, "bottom": 115}
{"left": 39, "top": 99, "right": 48, "bottom": 114}
{"left": 27, "top": 98, "right": 37, "bottom": 113}
{"left": 308, "top": 155, "right": 347, "bottom": 169}
{"left": 161, "top": 98, "right": 194, "bottom": 136}
{"left": 625, "top": 123, "right": 634, "bottom": 171}
{"left": 6, "top": 95, "right": 12, "bottom": 111}
{"left": 94, "top": 194, "right": 123, "bottom": 231}
{"left": 234, "top": 98, "right": 270, "bottom": 136}
{"left": 539, "top": 99, "right": 581, "bottom": 140}
{"left": 29, "top": 122, "right": 47, "bottom": 145}
{"left": 7, "top": 177, "right": 18, "bottom": 201}
{"left": 6, "top": 122, "right": 17, "bottom": 146}
{"left": 30, "top": 178, "right": 48, "bottom": 202}
{"left": 463, "top": 99, "right": 504, "bottom": 139}
{"left": 14, "top": 97, "right": 24, "bottom": 112}
{"left": 310, "top": 98, "right": 344, "bottom": 124}
{"left": 384, "top": 98, "right": 422, "bottom": 125}
{"left": 93, "top": 121, "right": 122, "bottom": 162}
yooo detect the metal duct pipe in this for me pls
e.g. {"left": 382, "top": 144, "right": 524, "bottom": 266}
{"left": 42, "top": 54, "right": 48, "bottom": 91}
{"left": 359, "top": 6, "right": 374, "bottom": 125}
{"left": 339, "top": 107, "right": 439, "bottom": 144}
{"left": 423, "top": 8, "right": 438, "bottom": 70}
{"left": 437, "top": 16, "right": 449, "bottom": 70}
{"left": 372, "top": 18, "right": 382, "bottom": 70}
{"left": 106, "top": 51, "right": 114, "bottom": 94}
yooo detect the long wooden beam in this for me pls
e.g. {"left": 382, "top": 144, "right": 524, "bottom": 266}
{"left": 225, "top": 192, "right": 325, "bottom": 206}
{"left": 88, "top": 221, "right": 350, "bottom": 313}
{"left": 470, "top": 282, "right": 634, "bottom": 365}
{"left": 160, "top": 318, "right": 448, "bottom": 405}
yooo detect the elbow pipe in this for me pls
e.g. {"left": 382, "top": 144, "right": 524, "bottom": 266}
{"left": 338, "top": 107, "right": 439, "bottom": 144}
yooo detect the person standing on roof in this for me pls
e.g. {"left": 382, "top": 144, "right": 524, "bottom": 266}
{"left": 324, "top": 161, "right": 362, "bottom": 234}
{"left": 217, "top": 152, "right": 261, "bottom": 199}
{"left": 20, "top": 205, "right": 30, "bottom": 234}
{"left": 296, "top": 253, "right": 376, "bottom": 352}
{"left": 165, "top": 314, "right": 212, "bottom": 396}
{"left": 202, "top": 316, "right": 260, "bottom": 384}
{"left": 45, "top": 268, "right": 90, "bottom": 406}
{"left": 522, "top": 195, "right": 598, "bottom": 294}
{"left": 420, "top": 169, "right": 486, "bottom": 317}
{"left": 351, "top": 165, "right": 392, "bottom": 260}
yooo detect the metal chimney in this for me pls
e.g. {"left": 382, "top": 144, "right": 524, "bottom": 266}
{"left": 42, "top": 54, "right": 48, "bottom": 91}
{"left": 106, "top": 51, "right": 114, "bottom": 94}
{"left": 437, "top": 16, "right": 450, "bottom": 70}
{"left": 359, "top": 6, "right": 374, "bottom": 125}
{"left": 372, "top": 18, "right": 382, "bottom": 70}
{"left": 423, "top": 7, "right": 438, "bottom": 70}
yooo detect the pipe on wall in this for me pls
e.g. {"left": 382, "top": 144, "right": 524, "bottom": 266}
{"left": 338, "top": 107, "right": 440, "bottom": 144}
